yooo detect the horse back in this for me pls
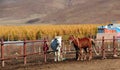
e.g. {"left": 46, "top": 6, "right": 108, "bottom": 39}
{"left": 78, "top": 37, "right": 92, "bottom": 48}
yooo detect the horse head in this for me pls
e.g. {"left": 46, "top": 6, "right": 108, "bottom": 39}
{"left": 69, "top": 35, "right": 75, "bottom": 40}
{"left": 69, "top": 35, "right": 79, "bottom": 46}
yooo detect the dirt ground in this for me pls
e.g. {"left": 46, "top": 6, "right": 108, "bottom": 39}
{"left": 18, "top": 59, "right": 120, "bottom": 70}
{"left": 28, "top": 59, "right": 120, "bottom": 70}
{"left": 1, "top": 54, "right": 120, "bottom": 70}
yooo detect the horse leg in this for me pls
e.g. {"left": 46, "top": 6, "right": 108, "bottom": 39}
{"left": 57, "top": 46, "right": 63, "bottom": 61}
{"left": 81, "top": 49, "right": 85, "bottom": 61}
{"left": 54, "top": 52, "right": 58, "bottom": 62}
{"left": 83, "top": 48, "right": 87, "bottom": 60}
{"left": 88, "top": 47, "right": 92, "bottom": 60}
{"left": 74, "top": 44, "right": 79, "bottom": 60}
{"left": 57, "top": 47, "right": 60, "bottom": 61}
{"left": 75, "top": 50, "right": 79, "bottom": 60}
{"left": 58, "top": 51, "right": 61, "bottom": 61}
{"left": 77, "top": 51, "right": 80, "bottom": 61}
{"left": 78, "top": 48, "right": 83, "bottom": 61}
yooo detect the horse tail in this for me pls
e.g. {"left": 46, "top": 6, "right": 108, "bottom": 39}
{"left": 90, "top": 39, "right": 99, "bottom": 55}
{"left": 90, "top": 38, "right": 94, "bottom": 46}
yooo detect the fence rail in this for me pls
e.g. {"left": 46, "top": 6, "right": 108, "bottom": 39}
{"left": 1, "top": 36, "right": 120, "bottom": 67}
{"left": 0, "top": 38, "right": 48, "bottom": 67}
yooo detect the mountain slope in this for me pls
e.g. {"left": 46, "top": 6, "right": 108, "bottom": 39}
{"left": 0, "top": 0, "right": 120, "bottom": 24}
{"left": 41, "top": 0, "right": 120, "bottom": 24}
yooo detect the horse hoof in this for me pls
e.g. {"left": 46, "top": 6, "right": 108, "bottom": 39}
{"left": 88, "top": 59, "right": 91, "bottom": 61}
{"left": 83, "top": 56, "right": 87, "bottom": 60}
{"left": 77, "top": 58, "right": 80, "bottom": 61}
{"left": 84, "top": 58, "right": 87, "bottom": 60}
{"left": 96, "top": 53, "right": 99, "bottom": 56}
{"left": 102, "top": 57, "right": 107, "bottom": 59}
{"left": 113, "top": 55, "right": 118, "bottom": 57}
{"left": 88, "top": 57, "right": 92, "bottom": 60}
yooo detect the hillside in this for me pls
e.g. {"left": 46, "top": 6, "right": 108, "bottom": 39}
{"left": 0, "top": 0, "right": 120, "bottom": 25}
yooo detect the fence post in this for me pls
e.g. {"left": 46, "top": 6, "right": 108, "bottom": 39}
{"left": 23, "top": 38, "right": 27, "bottom": 65}
{"left": 113, "top": 36, "right": 117, "bottom": 57}
{"left": 43, "top": 38, "right": 48, "bottom": 63}
{"left": 1, "top": 38, "right": 5, "bottom": 67}
{"left": 101, "top": 36, "right": 106, "bottom": 59}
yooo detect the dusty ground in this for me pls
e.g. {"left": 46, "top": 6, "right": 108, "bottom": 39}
{"left": 27, "top": 59, "right": 120, "bottom": 70}
{"left": 1, "top": 53, "right": 120, "bottom": 70}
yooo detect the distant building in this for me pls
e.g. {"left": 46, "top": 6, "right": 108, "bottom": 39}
{"left": 96, "top": 23, "right": 120, "bottom": 40}
{"left": 98, "top": 24, "right": 120, "bottom": 33}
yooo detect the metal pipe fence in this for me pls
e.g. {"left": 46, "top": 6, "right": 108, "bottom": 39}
{"left": 1, "top": 36, "right": 120, "bottom": 67}
{"left": 0, "top": 38, "right": 48, "bottom": 67}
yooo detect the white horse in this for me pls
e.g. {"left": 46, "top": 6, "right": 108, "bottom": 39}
{"left": 50, "top": 36, "right": 63, "bottom": 62}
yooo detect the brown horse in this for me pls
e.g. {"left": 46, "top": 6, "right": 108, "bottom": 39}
{"left": 70, "top": 35, "right": 92, "bottom": 61}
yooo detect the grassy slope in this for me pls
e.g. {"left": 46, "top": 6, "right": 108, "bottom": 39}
{"left": 0, "top": 0, "right": 120, "bottom": 25}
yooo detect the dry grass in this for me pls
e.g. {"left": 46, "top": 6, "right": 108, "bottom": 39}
{"left": 0, "top": 24, "right": 105, "bottom": 41}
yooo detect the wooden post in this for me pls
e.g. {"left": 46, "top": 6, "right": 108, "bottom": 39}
{"left": 1, "top": 39, "right": 5, "bottom": 67}
{"left": 44, "top": 40, "right": 47, "bottom": 63}
{"left": 43, "top": 38, "right": 48, "bottom": 63}
{"left": 23, "top": 39, "right": 27, "bottom": 65}
{"left": 44, "top": 52, "right": 47, "bottom": 63}
{"left": 101, "top": 36, "right": 106, "bottom": 59}
{"left": 113, "top": 36, "right": 117, "bottom": 57}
